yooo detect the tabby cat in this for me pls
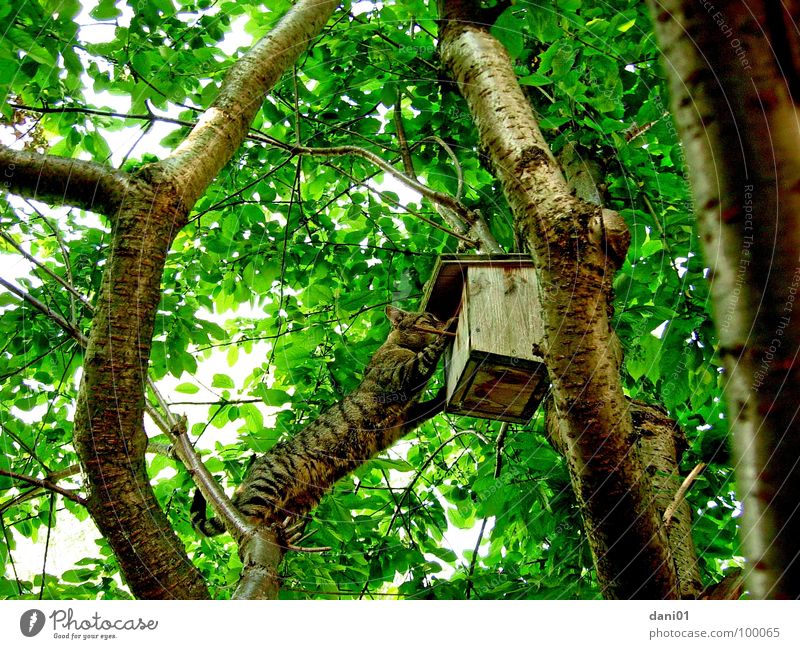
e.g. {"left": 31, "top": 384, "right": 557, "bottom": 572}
{"left": 191, "top": 305, "right": 453, "bottom": 536}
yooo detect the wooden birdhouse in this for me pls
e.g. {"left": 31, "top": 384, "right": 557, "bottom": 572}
{"left": 420, "top": 254, "right": 548, "bottom": 424}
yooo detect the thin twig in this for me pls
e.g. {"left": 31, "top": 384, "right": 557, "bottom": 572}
{"left": 385, "top": 430, "right": 490, "bottom": 536}
{"left": 663, "top": 462, "right": 706, "bottom": 526}
{"left": 495, "top": 422, "right": 510, "bottom": 478}
{"left": 390, "top": 100, "right": 498, "bottom": 250}
{"left": 465, "top": 517, "right": 488, "bottom": 599}
{"left": 0, "top": 276, "right": 87, "bottom": 344}
{"left": 147, "top": 377, "right": 177, "bottom": 430}
{"left": 12, "top": 101, "right": 483, "bottom": 238}
{"left": 394, "top": 89, "right": 416, "bottom": 177}
{"left": 415, "top": 136, "right": 465, "bottom": 201}
{"left": 0, "top": 231, "right": 94, "bottom": 312}
{"left": 350, "top": 14, "right": 438, "bottom": 71}
{"left": 292, "top": 65, "right": 302, "bottom": 145}
{"left": 119, "top": 119, "right": 154, "bottom": 167}
{"left": 465, "top": 423, "right": 510, "bottom": 598}
{"left": 284, "top": 143, "right": 481, "bottom": 226}
{"left": 165, "top": 398, "right": 263, "bottom": 406}
{"left": 170, "top": 415, "right": 252, "bottom": 541}
{"left": 0, "top": 469, "right": 85, "bottom": 505}
{"left": 0, "top": 273, "right": 176, "bottom": 437}
{"left": 412, "top": 325, "right": 456, "bottom": 338}
{"left": 284, "top": 586, "right": 404, "bottom": 597}
{"left": 0, "top": 444, "right": 174, "bottom": 514}
{"left": 0, "top": 461, "right": 82, "bottom": 512}
{"left": 20, "top": 200, "right": 76, "bottom": 302}
{"left": 38, "top": 493, "right": 55, "bottom": 599}
{"left": 0, "top": 338, "right": 69, "bottom": 382}
{"left": 0, "top": 517, "right": 22, "bottom": 594}
{"left": 379, "top": 467, "right": 424, "bottom": 552}
{"left": 266, "top": 162, "right": 299, "bottom": 367}
{"left": 285, "top": 543, "right": 331, "bottom": 553}
{"left": 1, "top": 423, "right": 48, "bottom": 471}
{"left": 13, "top": 102, "right": 497, "bottom": 249}
{"left": 329, "top": 163, "right": 477, "bottom": 245}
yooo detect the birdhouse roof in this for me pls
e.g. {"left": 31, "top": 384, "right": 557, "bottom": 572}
{"left": 419, "top": 253, "right": 535, "bottom": 321}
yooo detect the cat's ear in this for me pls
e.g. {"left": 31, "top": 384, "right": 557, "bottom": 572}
{"left": 385, "top": 305, "right": 406, "bottom": 326}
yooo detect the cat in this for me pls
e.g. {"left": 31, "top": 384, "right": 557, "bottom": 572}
{"left": 191, "top": 305, "right": 454, "bottom": 536}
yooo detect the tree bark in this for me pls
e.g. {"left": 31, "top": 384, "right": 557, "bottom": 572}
{"left": 557, "top": 141, "right": 702, "bottom": 598}
{"left": 438, "top": 0, "right": 679, "bottom": 598}
{"left": 632, "top": 402, "right": 703, "bottom": 598}
{"left": 649, "top": 0, "right": 800, "bottom": 598}
{"left": 73, "top": 171, "right": 206, "bottom": 599}
{"left": 0, "top": 145, "right": 129, "bottom": 214}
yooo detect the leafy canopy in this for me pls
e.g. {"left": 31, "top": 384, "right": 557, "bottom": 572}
{"left": 0, "top": 0, "right": 736, "bottom": 599}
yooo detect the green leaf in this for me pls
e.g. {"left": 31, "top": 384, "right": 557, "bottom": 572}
{"left": 365, "top": 457, "right": 414, "bottom": 472}
{"left": 617, "top": 19, "right": 636, "bottom": 33}
{"left": 0, "top": 0, "right": 732, "bottom": 601}
{"left": 492, "top": 8, "right": 524, "bottom": 59}
{"left": 518, "top": 73, "right": 552, "bottom": 87}
{"left": 259, "top": 389, "right": 291, "bottom": 406}
{"left": 0, "top": 455, "right": 12, "bottom": 490}
{"left": 212, "top": 374, "right": 235, "bottom": 389}
{"left": 90, "top": 1, "right": 122, "bottom": 20}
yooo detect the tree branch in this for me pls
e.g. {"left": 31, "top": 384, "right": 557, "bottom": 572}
{"left": 0, "top": 468, "right": 86, "bottom": 505}
{"left": 0, "top": 145, "right": 129, "bottom": 215}
{"left": 439, "top": 0, "right": 677, "bottom": 599}
{"left": 416, "top": 136, "right": 465, "bottom": 200}
{"left": 0, "top": 441, "right": 183, "bottom": 516}
{"left": 0, "top": 276, "right": 86, "bottom": 344}
{"left": 663, "top": 462, "right": 706, "bottom": 526}
{"left": 0, "top": 230, "right": 94, "bottom": 312}
{"left": 9, "top": 102, "right": 197, "bottom": 131}
{"left": 232, "top": 526, "right": 284, "bottom": 600}
{"left": 394, "top": 90, "right": 417, "bottom": 177}
{"left": 285, "top": 542, "right": 331, "bottom": 553}
{"left": 326, "top": 162, "right": 478, "bottom": 246}
{"left": 9, "top": 99, "right": 505, "bottom": 250}
{"left": 281, "top": 142, "right": 501, "bottom": 249}
{"left": 392, "top": 98, "right": 502, "bottom": 252}
{"left": 170, "top": 415, "right": 252, "bottom": 541}
{"left": 161, "top": 0, "right": 340, "bottom": 206}
{"left": 465, "top": 517, "right": 488, "bottom": 599}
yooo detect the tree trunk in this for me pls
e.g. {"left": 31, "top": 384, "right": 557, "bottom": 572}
{"left": 632, "top": 402, "right": 702, "bottom": 597}
{"left": 73, "top": 172, "right": 206, "bottom": 599}
{"left": 557, "top": 139, "right": 703, "bottom": 598}
{"left": 438, "top": 0, "right": 680, "bottom": 598}
{"left": 650, "top": 0, "right": 800, "bottom": 598}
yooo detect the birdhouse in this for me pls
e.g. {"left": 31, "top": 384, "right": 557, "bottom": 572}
{"left": 420, "top": 254, "right": 548, "bottom": 424}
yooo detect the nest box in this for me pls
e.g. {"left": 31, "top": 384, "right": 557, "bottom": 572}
{"left": 420, "top": 254, "right": 548, "bottom": 424}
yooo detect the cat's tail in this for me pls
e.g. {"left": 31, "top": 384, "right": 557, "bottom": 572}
{"left": 190, "top": 489, "right": 227, "bottom": 537}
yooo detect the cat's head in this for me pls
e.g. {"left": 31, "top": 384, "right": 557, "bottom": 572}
{"left": 384, "top": 305, "right": 446, "bottom": 350}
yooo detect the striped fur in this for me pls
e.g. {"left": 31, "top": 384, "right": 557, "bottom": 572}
{"left": 191, "top": 306, "right": 452, "bottom": 537}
